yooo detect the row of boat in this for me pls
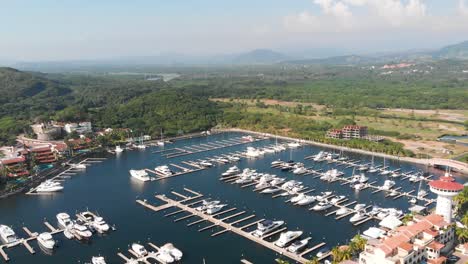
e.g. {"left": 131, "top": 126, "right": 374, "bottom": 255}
{"left": 57, "top": 211, "right": 111, "bottom": 241}
{"left": 129, "top": 242, "right": 182, "bottom": 263}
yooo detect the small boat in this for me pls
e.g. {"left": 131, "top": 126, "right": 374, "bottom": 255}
{"left": 154, "top": 166, "right": 173, "bottom": 177}
{"left": 0, "top": 225, "right": 18, "bottom": 244}
{"left": 330, "top": 195, "right": 345, "bottom": 204}
{"left": 195, "top": 200, "right": 220, "bottom": 211}
{"left": 206, "top": 204, "right": 226, "bottom": 215}
{"left": 316, "top": 192, "right": 332, "bottom": 202}
{"left": 115, "top": 146, "right": 124, "bottom": 153}
{"left": 288, "top": 142, "right": 301, "bottom": 148}
{"left": 270, "top": 177, "right": 285, "bottom": 186}
{"left": 221, "top": 166, "right": 240, "bottom": 177}
{"left": 354, "top": 204, "right": 366, "bottom": 210}
{"left": 271, "top": 160, "right": 283, "bottom": 166}
{"left": 129, "top": 169, "right": 151, "bottom": 182}
{"left": 57, "top": 213, "right": 73, "bottom": 228}
{"left": 292, "top": 166, "right": 307, "bottom": 175}
{"left": 316, "top": 247, "right": 331, "bottom": 258}
{"left": 359, "top": 173, "right": 369, "bottom": 183}
{"left": 69, "top": 163, "right": 87, "bottom": 169}
{"left": 313, "top": 151, "right": 326, "bottom": 162}
{"left": 91, "top": 256, "right": 107, "bottom": 264}
{"left": 251, "top": 220, "right": 284, "bottom": 238}
{"left": 131, "top": 243, "right": 148, "bottom": 257}
{"left": 291, "top": 193, "right": 306, "bottom": 203}
{"left": 261, "top": 187, "right": 282, "bottom": 194}
{"left": 37, "top": 232, "right": 55, "bottom": 251}
{"left": 227, "top": 155, "right": 240, "bottom": 162}
{"left": 358, "top": 164, "right": 369, "bottom": 171}
{"left": 354, "top": 183, "right": 365, "bottom": 191}
{"left": 381, "top": 180, "right": 395, "bottom": 190}
{"left": 409, "top": 198, "right": 417, "bottom": 204}
{"left": 156, "top": 252, "right": 175, "bottom": 263}
{"left": 199, "top": 160, "right": 213, "bottom": 167}
{"left": 63, "top": 227, "right": 74, "bottom": 239}
{"left": 388, "top": 190, "right": 398, "bottom": 197}
{"left": 287, "top": 238, "right": 310, "bottom": 253}
{"left": 274, "top": 231, "right": 303, "bottom": 248}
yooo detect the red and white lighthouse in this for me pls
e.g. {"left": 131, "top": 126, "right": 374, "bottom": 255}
{"left": 429, "top": 174, "right": 464, "bottom": 223}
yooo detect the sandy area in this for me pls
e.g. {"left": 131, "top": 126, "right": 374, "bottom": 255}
{"left": 383, "top": 108, "right": 468, "bottom": 122}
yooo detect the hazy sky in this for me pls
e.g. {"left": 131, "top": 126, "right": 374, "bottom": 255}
{"left": 1, "top": 0, "right": 468, "bottom": 61}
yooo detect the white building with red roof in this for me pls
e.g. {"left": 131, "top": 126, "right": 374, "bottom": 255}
{"left": 429, "top": 173, "right": 464, "bottom": 223}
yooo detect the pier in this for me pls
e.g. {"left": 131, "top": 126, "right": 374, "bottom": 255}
{"left": 137, "top": 189, "right": 327, "bottom": 264}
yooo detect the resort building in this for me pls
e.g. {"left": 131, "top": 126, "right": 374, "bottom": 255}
{"left": 64, "top": 122, "right": 92, "bottom": 134}
{"left": 359, "top": 214, "right": 454, "bottom": 264}
{"left": 30, "top": 122, "right": 63, "bottom": 141}
{"left": 30, "top": 145, "right": 57, "bottom": 164}
{"left": 326, "top": 129, "right": 343, "bottom": 139}
{"left": 0, "top": 156, "right": 30, "bottom": 178}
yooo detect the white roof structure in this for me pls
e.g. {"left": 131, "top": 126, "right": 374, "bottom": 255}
{"left": 363, "top": 227, "right": 386, "bottom": 239}
{"left": 379, "top": 215, "right": 403, "bottom": 230}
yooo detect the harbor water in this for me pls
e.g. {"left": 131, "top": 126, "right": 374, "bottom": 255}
{"left": 0, "top": 132, "right": 466, "bottom": 264}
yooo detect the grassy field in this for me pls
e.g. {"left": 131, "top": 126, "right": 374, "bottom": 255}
{"left": 214, "top": 98, "right": 468, "bottom": 159}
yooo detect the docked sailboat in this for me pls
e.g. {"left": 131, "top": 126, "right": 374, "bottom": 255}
{"left": 129, "top": 169, "right": 151, "bottom": 182}
{"left": 0, "top": 225, "right": 18, "bottom": 244}
{"left": 251, "top": 220, "right": 285, "bottom": 238}
{"left": 274, "top": 231, "right": 303, "bottom": 248}
{"left": 359, "top": 173, "right": 369, "bottom": 183}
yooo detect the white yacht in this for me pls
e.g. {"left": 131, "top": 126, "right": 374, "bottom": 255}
{"left": 274, "top": 231, "right": 303, "bottom": 248}
{"left": 313, "top": 151, "right": 326, "bottom": 162}
{"left": 409, "top": 197, "right": 417, "bottom": 204}
{"left": 115, "top": 146, "right": 124, "bottom": 153}
{"left": 291, "top": 193, "right": 306, "bottom": 204}
{"left": 160, "top": 243, "right": 183, "bottom": 261}
{"left": 270, "top": 177, "right": 285, "bottom": 186}
{"left": 335, "top": 207, "right": 350, "bottom": 216}
{"left": 254, "top": 180, "right": 270, "bottom": 190}
{"left": 92, "top": 217, "right": 110, "bottom": 233}
{"left": 330, "top": 195, "right": 345, "bottom": 204}
{"left": 57, "top": 213, "right": 73, "bottom": 228}
{"left": 263, "top": 147, "right": 276, "bottom": 154}
{"left": 199, "top": 160, "right": 213, "bottom": 167}
{"left": 129, "top": 169, "right": 151, "bottom": 182}
{"left": 358, "top": 164, "right": 369, "bottom": 171}
{"left": 72, "top": 223, "right": 92, "bottom": 240}
{"left": 70, "top": 163, "right": 87, "bottom": 169}
{"left": 354, "top": 204, "right": 366, "bottom": 210}
{"left": 154, "top": 165, "right": 173, "bottom": 176}
{"left": 288, "top": 142, "right": 301, "bottom": 148}
{"left": 245, "top": 147, "right": 261, "bottom": 158}
{"left": 156, "top": 252, "right": 175, "bottom": 263}
{"left": 63, "top": 226, "right": 74, "bottom": 239}
{"left": 131, "top": 243, "right": 148, "bottom": 257}
{"left": 296, "top": 195, "right": 316, "bottom": 206}
{"left": 381, "top": 180, "right": 395, "bottom": 190}
{"left": 206, "top": 204, "right": 226, "bottom": 215}
{"left": 354, "top": 183, "right": 365, "bottom": 191}
{"left": 316, "top": 192, "right": 332, "bottom": 202}
{"left": 350, "top": 211, "right": 367, "bottom": 223}
{"left": 359, "top": 173, "right": 369, "bottom": 183}
{"left": 195, "top": 200, "right": 220, "bottom": 212}
{"left": 312, "top": 201, "right": 332, "bottom": 211}
{"left": 251, "top": 220, "right": 284, "bottom": 237}
{"left": 36, "top": 180, "right": 64, "bottom": 192}
{"left": 37, "top": 232, "right": 55, "bottom": 250}
{"left": 91, "top": 256, "right": 107, "bottom": 264}
{"left": 271, "top": 160, "right": 283, "bottom": 166}
{"left": 221, "top": 166, "right": 240, "bottom": 177}
{"left": 227, "top": 155, "right": 241, "bottom": 162}
{"left": 261, "top": 187, "right": 282, "bottom": 194}
{"left": 287, "top": 237, "right": 310, "bottom": 253}
{"left": 0, "top": 225, "right": 18, "bottom": 244}
{"left": 292, "top": 166, "right": 307, "bottom": 175}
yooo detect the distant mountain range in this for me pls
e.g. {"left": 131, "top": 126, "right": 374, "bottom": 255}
{"left": 10, "top": 40, "right": 468, "bottom": 71}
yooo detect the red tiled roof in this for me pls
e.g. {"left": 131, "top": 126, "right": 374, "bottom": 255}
{"left": 429, "top": 179, "right": 464, "bottom": 191}
{"left": 423, "top": 214, "right": 447, "bottom": 228}
{"left": 30, "top": 146, "right": 52, "bottom": 152}
{"left": 427, "top": 241, "right": 444, "bottom": 251}
{"left": 1, "top": 156, "right": 26, "bottom": 165}
{"left": 398, "top": 242, "right": 413, "bottom": 252}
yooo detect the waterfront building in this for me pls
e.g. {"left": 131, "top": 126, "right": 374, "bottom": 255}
{"left": 429, "top": 175, "right": 464, "bottom": 223}
{"left": 0, "top": 156, "right": 29, "bottom": 178}
{"left": 326, "top": 129, "right": 343, "bottom": 139}
{"left": 359, "top": 214, "right": 454, "bottom": 264}
{"left": 30, "top": 145, "right": 57, "bottom": 164}
{"left": 342, "top": 125, "right": 368, "bottom": 139}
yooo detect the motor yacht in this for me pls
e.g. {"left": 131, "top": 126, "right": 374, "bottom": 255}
{"left": 206, "top": 204, "right": 226, "bottom": 215}
{"left": 241, "top": 135, "right": 255, "bottom": 142}
{"left": 354, "top": 183, "right": 365, "bottom": 191}
{"left": 368, "top": 206, "right": 381, "bottom": 216}
{"left": 391, "top": 171, "right": 401, "bottom": 178}
{"left": 263, "top": 147, "right": 275, "bottom": 154}
{"left": 354, "top": 204, "right": 366, "bottom": 210}
{"left": 409, "top": 174, "right": 419, "bottom": 182}
{"left": 217, "top": 157, "right": 229, "bottom": 163}
{"left": 296, "top": 195, "right": 316, "bottom": 206}
{"left": 57, "top": 213, "right": 73, "bottom": 228}
{"left": 389, "top": 190, "right": 398, "bottom": 197}
{"left": 221, "top": 166, "right": 240, "bottom": 177}
{"left": 154, "top": 165, "right": 173, "bottom": 176}
{"left": 409, "top": 197, "right": 417, "bottom": 204}
{"left": 335, "top": 207, "right": 350, "bottom": 216}
{"left": 70, "top": 163, "right": 87, "bottom": 169}
{"left": 381, "top": 180, "right": 395, "bottom": 190}
{"left": 245, "top": 147, "right": 261, "bottom": 158}
{"left": 199, "top": 160, "right": 213, "bottom": 167}
{"left": 129, "top": 169, "right": 151, "bottom": 182}
{"left": 288, "top": 142, "right": 301, "bottom": 148}
{"left": 358, "top": 164, "right": 369, "bottom": 171}
{"left": 291, "top": 193, "right": 306, "bottom": 203}
{"left": 36, "top": 180, "right": 64, "bottom": 193}
{"left": 350, "top": 211, "right": 368, "bottom": 223}
{"left": 251, "top": 220, "right": 284, "bottom": 237}
{"left": 91, "top": 256, "right": 107, "bottom": 264}
{"left": 91, "top": 217, "right": 110, "bottom": 233}
{"left": 330, "top": 195, "right": 345, "bottom": 204}
{"left": 255, "top": 180, "right": 270, "bottom": 189}
{"left": 270, "top": 177, "right": 285, "bottom": 186}
{"left": 312, "top": 201, "right": 332, "bottom": 211}
{"left": 160, "top": 243, "right": 183, "bottom": 261}
{"left": 131, "top": 243, "right": 148, "bottom": 257}
{"left": 63, "top": 226, "right": 74, "bottom": 239}
{"left": 37, "top": 232, "right": 55, "bottom": 251}
{"left": 0, "top": 225, "right": 18, "bottom": 244}
{"left": 316, "top": 247, "right": 331, "bottom": 258}
{"left": 156, "top": 252, "right": 175, "bottom": 263}
{"left": 287, "top": 238, "right": 310, "bottom": 253}
{"left": 316, "top": 192, "right": 332, "bottom": 202}
{"left": 271, "top": 160, "right": 283, "bottom": 166}
{"left": 261, "top": 187, "right": 282, "bottom": 194}
{"left": 195, "top": 200, "right": 220, "bottom": 211}
{"left": 350, "top": 174, "right": 360, "bottom": 183}
{"left": 235, "top": 175, "right": 253, "bottom": 184}
{"left": 292, "top": 166, "right": 307, "bottom": 175}
{"left": 72, "top": 223, "right": 92, "bottom": 240}
{"left": 274, "top": 231, "right": 303, "bottom": 248}
{"left": 227, "top": 155, "right": 241, "bottom": 162}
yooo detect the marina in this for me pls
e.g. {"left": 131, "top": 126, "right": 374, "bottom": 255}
{"left": 0, "top": 131, "right": 465, "bottom": 263}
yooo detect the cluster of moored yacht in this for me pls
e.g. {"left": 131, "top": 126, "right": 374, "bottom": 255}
{"left": 128, "top": 242, "right": 183, "bottom": 264}
{"left": 244, "top": 141, "right": 299, "bottom": 158}
{"left": 195, "top": 199, "right": 227, "bottom": 214}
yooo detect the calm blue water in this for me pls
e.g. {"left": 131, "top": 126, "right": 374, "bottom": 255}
{"left": 0, "top": 132, "right": 466, "bottom": 264}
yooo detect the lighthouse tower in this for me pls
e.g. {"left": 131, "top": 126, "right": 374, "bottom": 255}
{"left": 429, "top": 173, "right": 464, "bottom": 223}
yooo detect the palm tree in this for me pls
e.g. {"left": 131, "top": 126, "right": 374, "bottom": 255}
{"left": 341, "top": 249, "right": 352, "bottom": 261}
{"left": 305, "top": 258, "right": 320, "bottom": 264}
{"left": 401, "top": 213, "right": 414, "bottom": 224}
{"left": 350, "top": 234, "right": 367, "bottom": 254}
{"left": 456, "top": 226, "right": 468, "bottom": 243}
{"left": 275, "top": 259, "right": 290, "bottom": 264}
{"left": 331, "top": 246, "right": 343, "bottom": 263}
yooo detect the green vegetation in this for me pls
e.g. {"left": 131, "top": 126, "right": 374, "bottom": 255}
{"left": 455, "top": 187, "right": 468, "bottom": 243}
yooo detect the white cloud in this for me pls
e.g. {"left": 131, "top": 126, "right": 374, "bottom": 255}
{"left": 460, "top": 0, "right": 468, "bottom": 16}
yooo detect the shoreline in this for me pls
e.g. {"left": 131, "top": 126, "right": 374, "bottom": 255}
{"left": 216, "top": 128, "right": 468, "bottom": 176}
